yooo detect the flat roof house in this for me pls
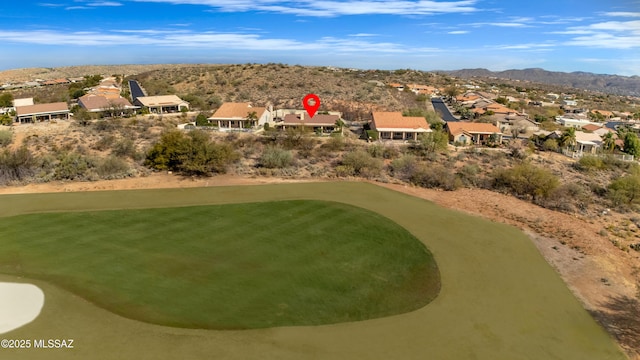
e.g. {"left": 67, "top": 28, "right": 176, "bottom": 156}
{"left": 445, "top": 122, "right": 502, "bottom": 145}
{"left": 208, "top": 102, "right": 271, "bottom": 130}
{"left": 371, "top": 112, "right": 431, "bottom": 141}
{"left": 13, "top": 98, "right": 34, "bottom": 107}
{"left": 278, "top": 113, "right": 340, "bottom": 134}
{"left": 133, "top": 95, "right": 189, "bottom": 114}
{"left": 15, "top": 102, "right": 69, "bottom": 123}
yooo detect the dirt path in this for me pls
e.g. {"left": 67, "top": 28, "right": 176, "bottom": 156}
{"left": 0, "top": 174, "right": 638, "bottom": 358}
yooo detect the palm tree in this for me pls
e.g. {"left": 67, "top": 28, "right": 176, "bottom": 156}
{"left": 559, "top": 127, "right": 576, "bottom": 151}
{"left": 245, "top": 111, "right": 258, "bottom": 128}
{"left": 335, "top": 118, "right": 345, "bottom": 135}
{"left": 602, "top": 131, "right": 615, "bottom": 153}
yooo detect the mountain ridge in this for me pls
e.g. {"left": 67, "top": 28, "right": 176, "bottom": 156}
{"left": 440, "top": 68, "right": 640, "bottom": 97}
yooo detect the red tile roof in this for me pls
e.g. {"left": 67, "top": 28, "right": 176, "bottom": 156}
{"left": 78, "top": 94, "right": 134, "bottom": 111}
{"left": 446, "top": 121, "right": 501, "bottom": 135}
{"left": 210, "top": 102, "right": 266, "bottom": 119}
{"left": 372, "top": 112, "right": 429, "bottom": 130}
{"left": 581, "top": 124, "right": 602, "bottom": 132}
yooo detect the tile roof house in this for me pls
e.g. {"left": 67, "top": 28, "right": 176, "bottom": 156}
{"left": 574, "top": 131, "right": 603, "bottom": 154}
{"left": 78, "top": 94, "right": 138, "bottom": 115}
{"left": 371, "top": 112, "right": 431, "bottom": 141}
{"left": 445, "top": 121, "right": 502, "bottom": 145}
{"left": 133, "top": 95, "right": 189, "bottom": 114}
{"left": 581, "top": 124, "right": 603, "bottom": 132}
{"left": 15, "top": 102, "right": 69, "bottom": 123}
{"left": 207, "top": 102, "right": 272, "bottom": 130}
{"left": 278, "top": 113, "right": 340, "bottom": 134}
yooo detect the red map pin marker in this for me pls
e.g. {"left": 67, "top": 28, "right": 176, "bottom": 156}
{"left": 303, "top": 93, "right": 320, "bottom": 119}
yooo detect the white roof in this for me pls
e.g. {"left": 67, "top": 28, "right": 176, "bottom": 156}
{"left": 13, "top": 98, "right": 34, "bottom": 107}
{"left": 575, "top": 131, "right": 603, "bottom": 145}
{"left": 135, "top": 95, "right": 187, "bottom": 107}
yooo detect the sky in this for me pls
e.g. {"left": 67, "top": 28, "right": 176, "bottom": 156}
{"left": 0, "top": 0, "right": 639, "bottom": 75}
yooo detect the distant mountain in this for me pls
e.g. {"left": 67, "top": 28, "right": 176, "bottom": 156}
{"left": 441, "top": 68, "right": 640, "bottom": 97}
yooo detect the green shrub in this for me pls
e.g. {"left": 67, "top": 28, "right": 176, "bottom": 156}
{"left": 54, "top": 153, "right": 95, "bottom": 180}
{"left": 390, "top": 154, "right": 418, "bottom": 181}
{"left": 112, "top": 138, "right": 137, "bottom": 159}
{"left": 94, "top": 134, "right": 116, "bottom": 151}
{"left": 0, "top": 130, "right": 12, "bottom": 147}
{"left": 575, "top": 155, "right": 605, "bottom": 171}
{"left": 335, "top": 165, "right": 355, "bottom": 177}
{"left": 96, "top": 156, "right": 130, "bottom": 178}
{"left": 323, "top": 135, "right": 346, "bottom": 151}
{"left": 541, "top": 138, "right": 558, "bottom": 152}
{"left": 368, "top": 143, "right": 385, "bottom": 158}
{"left": 260, "top": 146, "right": 294, "bottom": 169}
{"left": 412, "top": 130, "right": 448, "bottom": 155}
{"left": 492, "top": 162, "right": 559, "bottom": 201}
{"left": 145, "top": 130, "right": 237, "bottom": 176}
{"left": 608, "top": 174, "right": 640, "bottom": 206}
{"left": 0, "top": 147, "right": 38, "bottom": 184}
{"left": 456, "top": 163, "right": 482, "bottom": 187}
{"left": 341, "top": 150, "right": 382, "bottom": 178}
{"left": 365, "top": 129, "right": 379, "bottom": 140}
{"left": 409, "top": 164, "right": 461, "bottom": 191}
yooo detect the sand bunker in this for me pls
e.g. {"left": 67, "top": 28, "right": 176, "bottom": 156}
{"left": 0, "top": 282, "right": 44, "bottom": 334}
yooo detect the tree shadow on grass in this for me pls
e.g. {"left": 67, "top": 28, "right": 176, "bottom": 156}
{"left": 589, "top": 294, "right": 640, "bottom": 359}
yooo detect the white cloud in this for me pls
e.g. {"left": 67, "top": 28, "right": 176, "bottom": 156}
{"left": 469, "top": 22, "right": 531, "bottom": 28}
{"left": 130, "top": 0, "right": 479, "bottom": 17}
{"left": 559, "top": 20, "right": 640, "bottom": 49}
{"left": 564, "top": 33, "right": 640, "bottom": 49}
{"left": 0, "top": 29, "right": 440, "bottom": 54}
{"left": 490, "top": 43, "right": 556, "bottom": 51}
{"left": 603, "top": 12, "right": 640, "bottom": 18}
{"left": 447, "top": 30, "right": 468, "bottom": 34}
{"left": 348, "top": 33, "right": 379, "bottom": 37}
{"left": 88, "top": 1, "right": 123, "bottom": 5}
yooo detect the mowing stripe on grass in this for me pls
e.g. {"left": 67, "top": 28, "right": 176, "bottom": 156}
{"left": 0, "top": 182, "right": 626, "bottom": 360}
{"left": 0, "top": 200, "right": 439, "bottom": 330}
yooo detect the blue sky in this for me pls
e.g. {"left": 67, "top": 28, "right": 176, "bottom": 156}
{"left": 0, "top": 0, "right": 639, "bottom": 75}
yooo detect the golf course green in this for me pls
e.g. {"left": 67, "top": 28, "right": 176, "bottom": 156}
{"left": 0, "top": 182, "right": 627, "bottom": 360}
{"left": 0, "top": 200, "right": 439, "bottom": 329}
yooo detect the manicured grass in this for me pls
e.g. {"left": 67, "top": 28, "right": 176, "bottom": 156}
{"left": 0, "top": 200, "right": 439, "bottom": 329}
{"left": 0, "top": 182, "right": 627, "bottom": 360}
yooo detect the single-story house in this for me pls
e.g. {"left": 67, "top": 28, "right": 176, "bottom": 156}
{"left": 575, "top": 131, "right": 603, "bottom": 154}
{"left": 15, "top": 102, "right": 69, "bottom": 123}
{"left": 133, "top": 95, "right": 189, "bottom": 114}
{"left": 555, "top": 117, "right": 597, "bottom": 129}
{"left": 371, "top": 112, "right": 431, "bottom": 141}
{"left": 208, "top": 102, "right": 271, "bottom": 129}
{"left": 278, "top": 113, "right": 339, "bottom": 134}
{"left": 445, "top": 121, "right": 502, "bottom": 145}
{"left": 78, "top": 94, "right": 138, "bottom": 115}
{"left": 594, "top": 127, "right": 615, "bottom": 137}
